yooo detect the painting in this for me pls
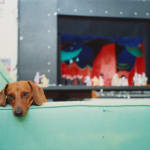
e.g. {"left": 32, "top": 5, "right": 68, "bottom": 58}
{"left": 60, "top": 34, "right": 146, "bottom": 86}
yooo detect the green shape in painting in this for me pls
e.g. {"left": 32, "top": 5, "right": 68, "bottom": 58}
{"left": 126, "top": 46, "right": 143, "bottom": 57}
{"left": 117, "top": 63, "right": 130, "bottom": 70}
{"left": 61, "top": 48, "right": 82, "bottom": 62}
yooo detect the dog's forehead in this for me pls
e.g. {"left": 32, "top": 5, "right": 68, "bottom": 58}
{"left": 7, "top": 81, "right": 31, "bottom": 92}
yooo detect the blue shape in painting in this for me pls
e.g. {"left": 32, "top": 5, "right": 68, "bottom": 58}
{"left": 117, "top": 49, "right": 136, "bottom": 71}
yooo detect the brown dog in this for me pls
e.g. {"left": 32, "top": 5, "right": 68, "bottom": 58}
{"left": 0, "top": 81, "right": 47, "bottom": 117}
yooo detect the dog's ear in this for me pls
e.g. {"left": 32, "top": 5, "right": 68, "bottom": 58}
{"left": 0, "top": 84, "right": 8, "bottom": 106}
{"left": 28, "top": 81, "right": 47, "bottom": 105}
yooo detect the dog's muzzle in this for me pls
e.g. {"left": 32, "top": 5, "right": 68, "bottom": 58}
{"left": 14, "top": 107, "right": 23, "bottom": 117}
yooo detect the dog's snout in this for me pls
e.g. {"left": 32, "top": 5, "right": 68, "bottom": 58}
{"left": 14, "top": 107, "right": 23, "bottom": 117}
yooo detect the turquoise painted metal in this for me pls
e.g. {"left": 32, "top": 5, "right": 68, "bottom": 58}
{"left": 0, "top": 100, "right": 150, "bottom": 150}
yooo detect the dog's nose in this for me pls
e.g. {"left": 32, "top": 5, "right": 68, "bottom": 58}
{"left": 15, "top": 107, "right": 23, "bottom": 117}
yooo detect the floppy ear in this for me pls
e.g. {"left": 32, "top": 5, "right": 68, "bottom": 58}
{"left": 28, "top": 81, "right": 47, "bottom": 105}
{"left": 0, "top": 84, "right": 8, "bottom": 106}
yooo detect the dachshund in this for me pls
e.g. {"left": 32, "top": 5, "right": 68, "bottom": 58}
{"left": 0, "top": 81, "right": 47, "bottom": 117}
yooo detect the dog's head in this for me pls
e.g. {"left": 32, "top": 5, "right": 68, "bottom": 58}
{"left": 0, "top": 81, "right": 47, "bottom": 117}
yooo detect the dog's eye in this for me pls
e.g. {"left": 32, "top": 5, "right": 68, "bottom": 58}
{"left": 7, "top": 94, "right": 14, "bottom": 100}
{"left": 23, "top": 92, "right": 29, "bottom": 98}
